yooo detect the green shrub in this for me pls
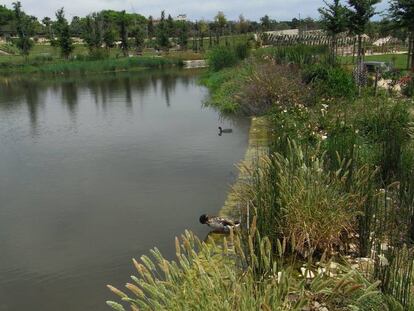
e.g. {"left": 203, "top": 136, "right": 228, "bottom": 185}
{"left": 87, "top": 48, "right": 110, "bottom": 60}
{"left": 207, "top": 46, "right": 238, "bottom": 71}
{"left": 234, "top": 42, "right": 250, "bottom": 61}
{"left": 239, "top": 141, "right": 359, "bottom": 257}
{"left": 401, "top": 75, "right": 414, "bottom": 97}
{"left": 0, "top": 43, "right": 20, "bottom": 55}
{"left": 256, "top": 45, "right": 330, "bottom": 67}
{"left": 303, "top": 64, "right": 356, "bottom": 99}
{"left": 357, "top": 98, "right": 412, "bottom": 183}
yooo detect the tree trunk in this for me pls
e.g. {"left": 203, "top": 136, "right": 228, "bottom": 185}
{"left": 410, "top": 33, "right": 414, "bottom": 72}
{"left": 356, "top": 35, "right": 364, "bottom": 96}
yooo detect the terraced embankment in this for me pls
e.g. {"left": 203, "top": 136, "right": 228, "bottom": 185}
{"left": 219, "top": 116, "right": 269, "bottom": 220}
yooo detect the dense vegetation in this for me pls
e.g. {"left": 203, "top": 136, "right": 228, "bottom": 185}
{"left": 106, "top": 1, "right": 414, "bottom": 310}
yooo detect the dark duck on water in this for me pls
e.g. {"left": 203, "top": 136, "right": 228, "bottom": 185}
{"left": 199, "top": 214, "right": 240, "bottom": 233}
{"left": 218, "top": 126, "right": 233, "bottom": 136}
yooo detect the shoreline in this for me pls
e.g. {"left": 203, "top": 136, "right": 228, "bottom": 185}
{"left": 219, "top": 116, "right": 269, "bottom": 220}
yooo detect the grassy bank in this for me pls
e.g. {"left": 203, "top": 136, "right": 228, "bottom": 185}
{"left": 107, "top": 45, "right": 414, "bottom": 311}
{"left": 0, "top": 56, "right": 183, "bottom": 75}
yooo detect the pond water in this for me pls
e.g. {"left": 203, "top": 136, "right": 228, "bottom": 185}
{"left": 0, "top": 70, "right": 249, "bottom": 311}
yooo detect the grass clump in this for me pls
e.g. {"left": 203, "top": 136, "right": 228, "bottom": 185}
{"left": 303, "top": 64, "right": 357, "bottom": 99}
{"left": 0, "top": 56, "right": 182, "bottom": 75}
{"left": 107, "top": 229, "right": 388, "bottom": 311}
{"left": 207, "top": 45, "right": 239, "bottom": 71}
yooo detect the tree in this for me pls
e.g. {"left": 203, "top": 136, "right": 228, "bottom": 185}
{"left": 236, "top": 14, "right": 250, "bottom": 34}
{"left": 389, "top": 0, "right": 414, "bottom": 71}
{"left": 101, "top": 11, "right": 118, "bottom": 49}
{"left": 347, "top": 0, "right": 381, "bottom": 63}
{"left": 81, "top": 13, "right": 104, "bottom": 52}
{"left": 0, "top": 5, "right": 13, "bottom": 31}
{"left": 42, "top": 16, "right": 55, "bottom": 44}
{"left": 260, "top": 15, "right": 271, "bottom": 31}
{"left": 12, "top": 2, "right": 34, "bottom": 58}
{"left": 198, "top": 19, "right": 208, "bottom": 49}
{"left": 131, "top": 24, "right": 145, "bottom": 53}
{"left": 70, "top": 16, "right": 83, "bottom": 37}
{"left": 319, "top": 0, "right": 349, "bottom": 62}
{"left": 176, "top": 21, "right": 188, "bottom": 50}
{"left": 156, "top": 11, "right": 169, "bottom": 50}
{"left": 147, "top": 15, "right": 154, "bottom": 38}
{"left": 214, "top": 11, "right": 227, "bottom": 44}
{"left": 167, "top": 14, "right": 175, "bottom": 37}
{"left": 55, "top": 8, "right": 74, "bottom": 59}
{"left": 118, "top": 11, "right": 131, "bottom": 56}
{"left": 347, "top": 0, "right": 381, "bottom": 93}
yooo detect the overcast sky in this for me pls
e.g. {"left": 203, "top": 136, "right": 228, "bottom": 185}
{"left": 1, "top": 0, "right": 389, "bottom": 21}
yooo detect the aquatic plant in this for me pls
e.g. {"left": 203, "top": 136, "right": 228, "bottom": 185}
{"left": 107, "top": 229, "right": 387, "bottom": 311}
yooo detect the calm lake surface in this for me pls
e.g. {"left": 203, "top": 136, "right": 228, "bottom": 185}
{"left": 0, "top": 70, "right": 249, "bottom": 311}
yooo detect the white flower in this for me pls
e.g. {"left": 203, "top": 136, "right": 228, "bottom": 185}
{"left": 379, "top": 254, "right": 389, "bottom": 266}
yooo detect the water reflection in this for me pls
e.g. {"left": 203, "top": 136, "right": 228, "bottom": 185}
{"left": 0, "top": 69, "right": 250, "bottom": 311}
{"left": 0, "top": 70, "right": 199, "bottom": 133}
{"left": 61, "top": 82, "right": 78, "bottom": 117}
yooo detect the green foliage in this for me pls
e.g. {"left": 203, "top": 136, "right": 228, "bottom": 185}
{"left": 319, "top": 0, "right": 349, "bottom": 37}
{"left": 12, "top": 1, "right": 35, "bottom": 57}
{"left": 389, "top": 0, "right": 414, "bottom": 32}
{"left": 347, "top": 0, "right": 381, "bottom": 35}
{"left": 117, "top": 11, "right": 131, "bottom": 56}
{"left": 0, "top": 5, "right": 13, "bottom": 27}
{"left": 357, "top": 97, "right": 412, "bottom": 183}
{"left": 207, "top": 45, "right": 238, "bottom": 71}
{"left": 55, "top": 8, "right": 74, "bottom": 59}
{"left": 176, "top": 21, "right": 189, "bottom": 49}
{"left": 303, "top": 64, "right": 357, "bottom": 98}
{"left": 0, "top": 56, "right": 181, "bottom": 75}
{"left": 107, "top": 230, "right": 387, "bottom": 311}
{"left": 257, "top": 45, "right": 330, "bottom": 67}
{"left": 233, "top": 42, "right": 250, "bottom": 60}
{"left": 156, "top": 11, "right": 170, "bottom": 50}
{"left": 0, "top": 42, "right": 19, "bottom": 55}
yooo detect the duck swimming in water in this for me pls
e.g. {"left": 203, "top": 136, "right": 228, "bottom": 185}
{"left": 199, "top": 214, "right": 240, "bottom": 233}
{"left": 218, "top": 126, "right": 233, "bottom": 136}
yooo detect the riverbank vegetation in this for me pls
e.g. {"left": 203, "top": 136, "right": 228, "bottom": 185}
{"left": 1, "top": 0, "right": 413, "bottom": 76}
{"left": 107, "top": 0, "right": 414, "bottom": 310}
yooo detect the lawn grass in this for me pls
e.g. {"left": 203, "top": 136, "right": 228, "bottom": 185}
{"left": 340, "top": 53, "right": 409, "bottom": 70}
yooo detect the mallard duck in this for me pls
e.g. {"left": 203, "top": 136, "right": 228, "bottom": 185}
{"left": 199, "top": 214, "right": 240, "bottom": 233}
{"left": 218, "top": 126, "right": 233, "bottom": 136}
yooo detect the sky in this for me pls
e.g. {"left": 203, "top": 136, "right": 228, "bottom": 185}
{"left": 0, "top": 0, "right": 389, "bottom": 21}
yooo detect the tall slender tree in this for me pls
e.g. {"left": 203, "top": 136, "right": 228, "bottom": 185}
{"left": 131, "top": 24, "right": 145, "bottom": 53}
{"left": 156, "top": 11, "right": 169, "bottom": 50}
{"left": 118, "top": 11, "right": 130, "bottom": 56}
{"left": 12, "top": 2, "right": 34, "bottom": 58}
{"left": 347, "top": 0, "right": 381, "bottom": 63}
{"left": 389, "top": 0, "right": 414, "bottom": 71}
{"left": 198, "top": 19, "right": 208, "bottom": 50}
{"left": 55, "top": 8, "right": 74, "bottom": 59}
{"left": 214, "top": 11, "right": 227, "bottom": 44}
{"left": 147, "top": 15, "right": 154, "bottom": 38}
{"left": 319, "top": 0, "right": 349, "bottom": 63}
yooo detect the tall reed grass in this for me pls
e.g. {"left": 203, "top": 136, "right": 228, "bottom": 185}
{"left": 107, "top": 228, "right": 388, "bottom": 311}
